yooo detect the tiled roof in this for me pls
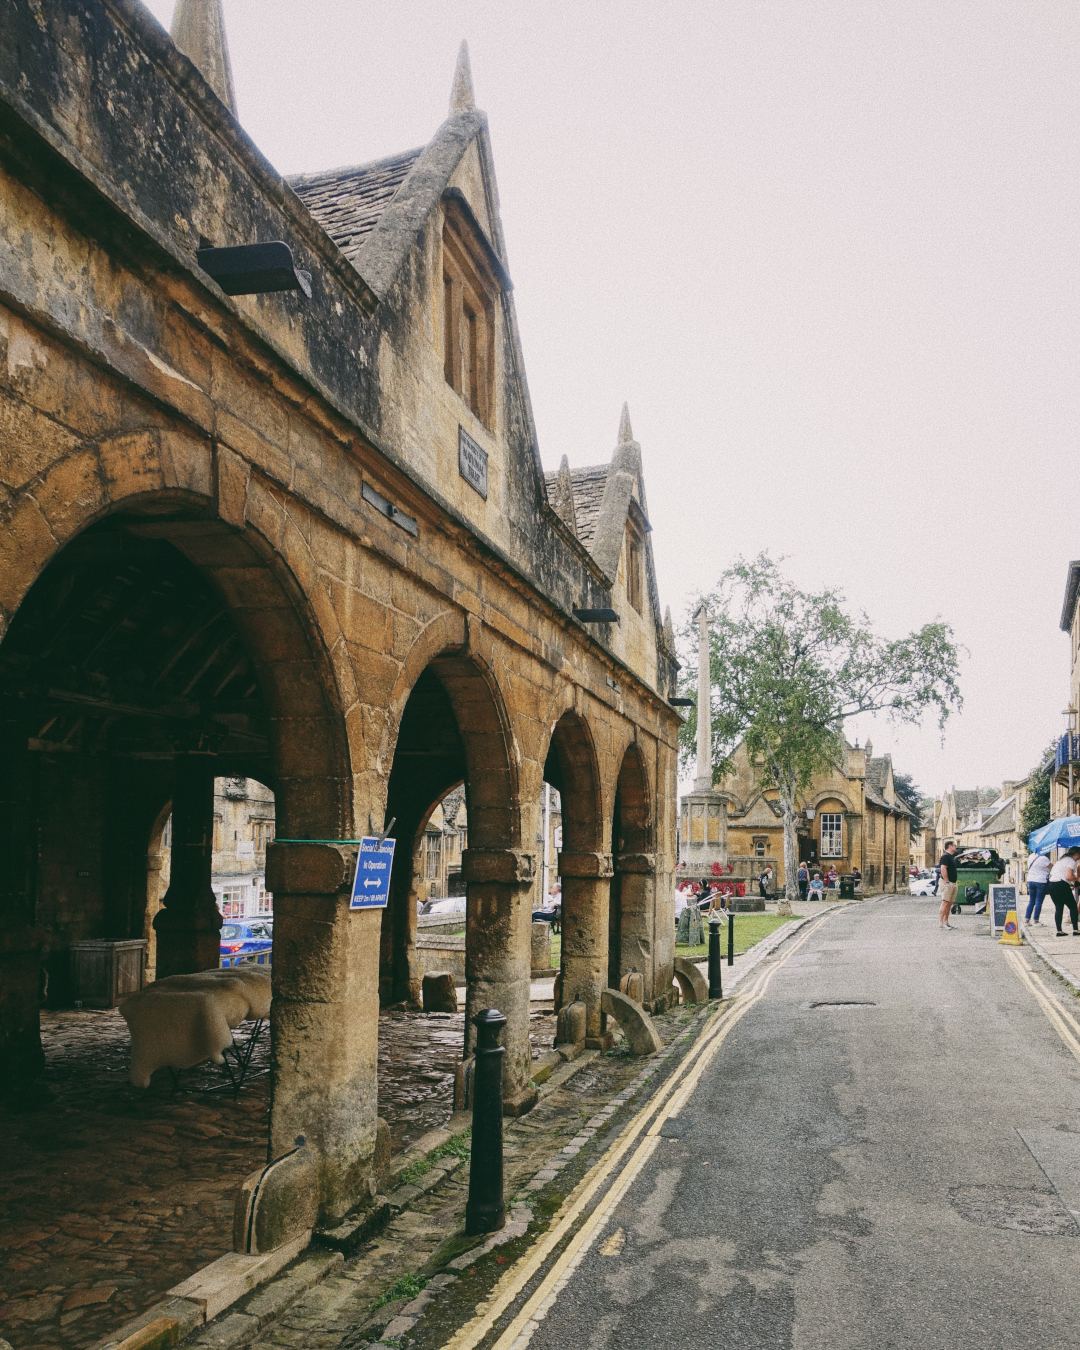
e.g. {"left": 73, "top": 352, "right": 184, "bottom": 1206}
{"left": 865, "top": 786, "right": 911, "bottom": 817}
{"left": 865, "top": 757, "right": 913, "bottom": 816}
{"left": 952, "top": 787, "right": 999, "bottom": 818}
{"left": 543, "top": 464, "right": 609, "bottom": 549}
{"left": 864, "top": 787, "right": 891, "bottom": 812}
{"left": 441, "top": 786, "right": 466, "bottom": 823}
{"left": 288, "top": 149, "right": 423, "bottom": 267}
{"left": 980, "top": 798, "right": 1015, "bottom": 836}
{"left": 866, "top": 757, "right": 888, "bottom": 793}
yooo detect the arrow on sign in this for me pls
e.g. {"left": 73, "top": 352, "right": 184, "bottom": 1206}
{"left": 364, "top": 879, "right": 381, "bottom": 888}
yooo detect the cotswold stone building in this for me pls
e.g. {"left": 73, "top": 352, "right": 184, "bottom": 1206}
{"left": 0, "top": 0, "right": 680, "bottom": 1225}
{"left": 718, "top": 739, "right": 913, "bottom": 891}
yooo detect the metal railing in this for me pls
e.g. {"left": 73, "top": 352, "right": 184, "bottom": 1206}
{"left": 220, "top": 949, "right": 272, "bottom": 969}
{"left": 1056, "top": 733, "right": 1080, "bottom": 773}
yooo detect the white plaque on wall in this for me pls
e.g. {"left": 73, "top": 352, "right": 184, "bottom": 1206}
{"left": 458, "top": 426, "right": 488, "bottom": 499}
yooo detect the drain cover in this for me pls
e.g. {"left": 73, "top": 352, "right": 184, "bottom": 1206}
{"left": 809, "top": 1000, "right": 877, "bottom": 1008}
{"left": 950, "top": 1186, "right": 1079, "bottom": 1237}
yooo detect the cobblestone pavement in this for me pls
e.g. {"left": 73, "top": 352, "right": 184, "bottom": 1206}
{"left": 0, "top": 1004, "right": 556, "bottom": 1350}
{"left": 379, "top": 1006, "right": 555, "bottom": 1153}
{"left": 0, "top": 1008, "right": 269, "bottom": 1350}
{"left": 190, "top": 1002, "right": 712, "bottom": 1350}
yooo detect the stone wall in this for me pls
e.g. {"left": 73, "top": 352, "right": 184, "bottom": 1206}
{"left": 0, "top": 0, "right": 681, "bottom": 1228}
{"left": 415, "top": 935, "right": 467, "bottom": 985}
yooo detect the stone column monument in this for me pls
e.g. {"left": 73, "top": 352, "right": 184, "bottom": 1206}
{"left": 678, "top": 605, "right": 764, "bottom": 912}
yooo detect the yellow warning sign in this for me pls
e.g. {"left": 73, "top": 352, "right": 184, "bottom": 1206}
{"left": 998, "top": 910, "right": 1023, "bottom": 946}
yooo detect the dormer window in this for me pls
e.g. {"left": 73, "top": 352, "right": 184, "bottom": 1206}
{"left": 442, "top": 200, "right": 497, "bottom": 429}
{"left": 627, "top": 535, "right": 643, "bottom": 613}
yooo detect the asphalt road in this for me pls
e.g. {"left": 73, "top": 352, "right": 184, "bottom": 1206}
{"left": 527, "top": 895, "right": 1080, "bottom": 1350}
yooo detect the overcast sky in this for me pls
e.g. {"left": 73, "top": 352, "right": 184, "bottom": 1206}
{"left": 145, "top": 0, "right": 1080, "bottom": 802}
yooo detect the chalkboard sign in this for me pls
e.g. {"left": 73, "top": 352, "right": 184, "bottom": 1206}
{"left": 990, "top": 884, "right": 1017, "bottom": 936}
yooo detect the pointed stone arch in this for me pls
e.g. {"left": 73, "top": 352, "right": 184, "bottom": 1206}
{"left": 543, "top": 708, "right": 604, "bottom": 854}
{"left": 0, "top": 483, "right": 373, "bottom": 1219}
{"left": 382, "top": 626, "right": 534, "bottom": 1111}
{"left": 612, "top": 739, "right": 653, "bottom": 856}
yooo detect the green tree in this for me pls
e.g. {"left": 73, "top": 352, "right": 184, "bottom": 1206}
{"left": 679, "top": 554, "right": 962, "bottom": 901}
{"left": 892, "top": 772, "right": 923, "bottom": 821}
{"left": 1019, "top": 746, "right": 1054, "bottom": 839}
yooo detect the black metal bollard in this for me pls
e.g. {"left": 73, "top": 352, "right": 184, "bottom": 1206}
{"left": 728, "top": 912, "right": 735, "bottom": 967}
{"left": 708, "top": 918, "right": 723, "bottom": 998}
{"left": 465, "top": 1008, "right": 507, "bottom": 1236}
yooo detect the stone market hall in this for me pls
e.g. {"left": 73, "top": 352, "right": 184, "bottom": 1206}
{"left": 0, "top": 0, "right": 682, "bottom": 1237}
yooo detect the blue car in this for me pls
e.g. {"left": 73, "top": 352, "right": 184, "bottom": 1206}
{"left": 220, "top": 920, "right": 273, "bottom": 967}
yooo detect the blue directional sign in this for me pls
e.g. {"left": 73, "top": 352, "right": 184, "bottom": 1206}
{"left": 350, "top": 836, "right": 396, "bottom": 910}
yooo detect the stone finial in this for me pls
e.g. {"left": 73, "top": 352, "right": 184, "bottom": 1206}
{"left": 551, "top": 454, "right": 578, "bottom": 536}
{"left": 663, "top": 606, "right": 675, "bottom": 649}
{"left": 618, "top": 402, "right": 634, "bottom": 445}
{"left": 171, "top": 0, "right": 237, "bottom": 114}
{"left": 450, "top": 39, "right": 475, "bottom": 112}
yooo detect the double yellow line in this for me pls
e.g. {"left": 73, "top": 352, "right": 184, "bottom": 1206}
{"left": 444, "top": 912, "right": 831, "bottom": 1350}
{"left": 1003, "top": 947, "right": 1080, "bottom": 1065}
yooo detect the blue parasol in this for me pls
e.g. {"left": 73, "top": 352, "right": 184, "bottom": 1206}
{"left": 1028, "top": 816, "right": 1080, "bottom": 854}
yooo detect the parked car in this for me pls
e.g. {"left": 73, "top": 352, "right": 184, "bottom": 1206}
{"left": 909, "top": 874, "right": 938, "bottom": 897}
{"left": 421, "top": 895, "right": 466, "bottom": 917}
{"left": 220, "top": 919, "right": 273, "bottom": 965}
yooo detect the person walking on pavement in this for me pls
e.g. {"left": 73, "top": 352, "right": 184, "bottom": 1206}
{"left": 758, "top": 864, "right": 774, "bottom": 901}
{"left": 797, "top": 861, "right": 809, "bottom": 902}
{"left": 1025, "top": 851, "right": 1051, "bottom": 926}
{"left": 938, "top": 840, "right": 959, "bottom": 929}
{"left": 1048, "top": 847, "right": 1080, "bottom": 936}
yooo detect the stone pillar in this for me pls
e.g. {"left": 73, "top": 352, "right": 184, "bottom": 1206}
{"left": 613, "top": 853, "right": 661, "bottom": 1003}
{"left": 101, "top": 762, "right": 148, "bottom": 942}
{"left": 693, "top": 604, "right": 713, "bottom": 793}
{"left": 153, "top": 756, "right": 221, "bottom": 977}
{"left": 143, "top": 850, "right": 166, "bottom": 982}
{"left": 559, "top": 851, "right": 614, "bottom": 1045}
{"left": 0, "top": 716, "right": 45, "bottom": 1086}
{"left": 461, "top": 848, "right": 536, "bottom": 1117}
{"left": 531, "top": 921, "right": 552, "bottom": 973}
{"left": 266, "top": 841, "right": 381, "bottom": 1223}
{"left": 381, "top": 842, "right": 421, "bottom": 1004}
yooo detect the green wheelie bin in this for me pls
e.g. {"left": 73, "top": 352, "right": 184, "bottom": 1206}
{"left": 952, "top": 866, "right": 999, "bottom": 911}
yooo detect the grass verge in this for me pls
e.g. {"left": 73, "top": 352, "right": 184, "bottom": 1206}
{"left": 674, "top": 911, "right": 796, "bottom": 960}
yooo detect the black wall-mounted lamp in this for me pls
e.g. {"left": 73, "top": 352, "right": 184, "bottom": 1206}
{"left": 196, "top": 241, "right": 312, "bottom": 298}
{"left": 573, "top": 608, "right": 619, "bottom": 624}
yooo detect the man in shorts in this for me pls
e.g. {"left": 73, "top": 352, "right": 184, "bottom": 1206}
{"left": 938, "top": 840, "right": 958, "bottom": 929}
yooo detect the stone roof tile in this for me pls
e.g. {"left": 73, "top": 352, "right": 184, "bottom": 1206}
{"left": 952, "top": 787, "right": 999, "bottom": 818}
{"left": 542, "top": 464, "right": 609, "bottom": 550}
{"left": 866, "top": 756, "right": 889, "bottom": 793}
{"left": 980, "top": 799, "right": 1015, "bottom": 835}
{"left": 288, "top": 149, "right": 423, "bottom": 267}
